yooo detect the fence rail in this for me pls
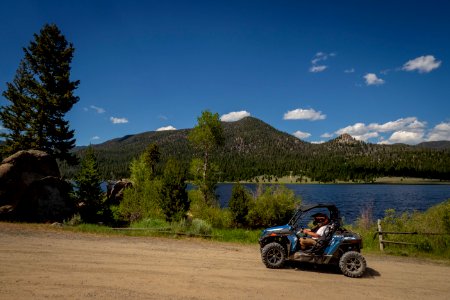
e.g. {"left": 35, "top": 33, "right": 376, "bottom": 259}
{"left": 375, "top": 219, "right": 448, "bottom": 251}
{"left": 111, "top": 227, "right": 214, "bottom": 238}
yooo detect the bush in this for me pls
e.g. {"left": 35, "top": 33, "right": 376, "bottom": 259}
{"left": 188, "top": 189, "right": 232, "bottom": 228}
{"left": 117, "top": 179, "right": 163, "bottom": 223}
{"left": 190, "top": 218, "right": 213, "bottom": 235}
{"left": 131, "top": 218, "right": 169, "bottom": 229}
{"left": 64, "top": 213, "right": 82, "bottom": 226}
{"left": 246, "top": 184, "right": 301, "bottom": 228}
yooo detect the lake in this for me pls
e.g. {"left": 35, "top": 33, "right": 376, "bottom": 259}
{"left": 215, "top": 184, "right": 450, "bottom": 224}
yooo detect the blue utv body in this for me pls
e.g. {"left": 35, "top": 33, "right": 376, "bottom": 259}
{"left": 259, "top": 203, "right": 366, "bottom": 278}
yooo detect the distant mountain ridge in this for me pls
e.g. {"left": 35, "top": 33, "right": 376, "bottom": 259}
{"left": 65, "top": 117, "right": 450, "bottom": 181}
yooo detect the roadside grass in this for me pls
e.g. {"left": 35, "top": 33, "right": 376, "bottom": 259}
{"left": 62, "top": 217, "right": 261, "bottom": 243}
{"left": 63, "top": 223, "right": 449, "bottom": 262}
{"left": 211, "top": 228, "right": 260, "bottom": 244}
{"left": 61, "top": 199, "right": 450, "bottom": 262}
{"left": 64, "top": 222, "right": 449, "bottom": 262}
{"left": 350, "top": 199, "right": 450, "bottom": 261}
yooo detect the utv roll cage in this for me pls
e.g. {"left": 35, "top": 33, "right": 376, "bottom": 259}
{"left": 289, "top": 203, "right": 342, "bottom": 228}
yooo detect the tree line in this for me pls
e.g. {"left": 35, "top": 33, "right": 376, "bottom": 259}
{"left": 61, "top": 118, "right": 450, "bottom": 183}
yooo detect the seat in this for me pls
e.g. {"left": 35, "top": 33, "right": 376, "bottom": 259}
{"left": 304, "top": 221, "right": 339, "bottom": 254}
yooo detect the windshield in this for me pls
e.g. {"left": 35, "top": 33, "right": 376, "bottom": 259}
{"left": 290, "top": 206, "right": 335, "bottom": 229}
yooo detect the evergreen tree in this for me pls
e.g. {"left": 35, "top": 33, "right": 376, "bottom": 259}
{"left": 74, "top": 146, "right": 103, "bottom": 223}
{"left": 0, "top": 23, "right": 79, "bottom": 164}
{"left": 229, "top": 183, "right": 251, "bottom": 227}
{"left": 160, "top": 157, "right": 189, "bottom": 222}
{"left": 143, "top": 143, "right": 160, "bottom": 178}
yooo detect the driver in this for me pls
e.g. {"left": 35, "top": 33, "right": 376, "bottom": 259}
{"left": 299, "top": 213, "right": 331, "bottom": 250}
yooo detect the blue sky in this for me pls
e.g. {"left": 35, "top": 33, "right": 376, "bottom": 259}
{"left": 1, "top": 0, "right": 449, "bottom": 146}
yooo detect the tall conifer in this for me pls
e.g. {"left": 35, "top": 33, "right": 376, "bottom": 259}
{"left": 0, "top": 24, "right": 79, "bottom": 164}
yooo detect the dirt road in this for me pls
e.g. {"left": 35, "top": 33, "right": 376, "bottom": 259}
{"left": 1, "top": 223, "right": 449, "bottom": 299}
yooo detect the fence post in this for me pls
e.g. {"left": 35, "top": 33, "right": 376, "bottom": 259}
{"left": 377, "top": 219, "right": 384, "bottom": 251}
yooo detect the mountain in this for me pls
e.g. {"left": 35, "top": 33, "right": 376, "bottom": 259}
{"left": 330, "top": 133, "right": 359, "bottom": 145}
{"left": 63, "top": 117, "right": 450, "bottom": 182}
{"left": 416, "top": 141, "right": 450, "bottom": 150}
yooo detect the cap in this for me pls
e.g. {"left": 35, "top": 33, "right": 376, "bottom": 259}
{"left": 311, "top": 213, "right": 328, "bottom": 219}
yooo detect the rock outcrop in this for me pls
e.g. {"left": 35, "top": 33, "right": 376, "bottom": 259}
{"left": 0, "top": 150, "right": 74, "bottom": 222}
{"left": 106, "top": 179, "right": 133, "bottom": 205}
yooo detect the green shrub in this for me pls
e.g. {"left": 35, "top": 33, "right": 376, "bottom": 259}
{"left": 131, "top": 218, "right": 169, "bottom": 229}
{"left": 246, "top": 184, "right": 301, "bottom": 228}
{"left": 117, "top": 179, "right": 163, "bottom": 223}
{"left": 190, "top": 218, "right": 213, "bottom": 235}
{"left": 64, "top": 213, "right": 82, "bottom": 226}
{"left": 188, "top": 189, "right": 232, "bottom": 228}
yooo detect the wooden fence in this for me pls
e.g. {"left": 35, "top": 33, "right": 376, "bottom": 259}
{"left": 111, "top": 227, "right": 214, "bottom": 238}
{"left": 375, "top": 219, "right": 446, "bottom": 251}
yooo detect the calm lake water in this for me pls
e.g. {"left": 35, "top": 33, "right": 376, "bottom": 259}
{"left": 215, "top": 184, "right": 450, "bottom": 224}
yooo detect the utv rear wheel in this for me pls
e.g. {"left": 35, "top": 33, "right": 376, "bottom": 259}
{"left": 261, "top": 242, "right": 286, "bottom": 269}
{"left": 339, "top": 251, "right": 366, "bottom": 278}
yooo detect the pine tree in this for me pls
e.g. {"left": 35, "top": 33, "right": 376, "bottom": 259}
{"left": 0, "top": 23, "right": 79, "bottom": 164}
{"left": 160, "top": 157, "right": 189, "bottom": 222}
{"left": 229, "top": 183, "right": 251, "bottom": 227}
{"left": 74, "top": 146, "right": 103, "bottom": 223}
{"left": 143, "top": 143, "right": 160, "bottom": 178}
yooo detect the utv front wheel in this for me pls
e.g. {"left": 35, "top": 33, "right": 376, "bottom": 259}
{"left": 339, "top": 251, "right": 366, "bottom": 278}
{"left": 261, "top": 242, "right": 286, "bottom": 269}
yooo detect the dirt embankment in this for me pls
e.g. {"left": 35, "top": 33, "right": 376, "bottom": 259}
{"left": 1, "top": 222, "right": 449, "bottom": 299}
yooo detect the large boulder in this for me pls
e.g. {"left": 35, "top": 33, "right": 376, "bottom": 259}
{"left": 0, "top": 150, "right": 75, "bottom": 222}
{"left": 106, "top": 179, "right": 133, "bottom": 205}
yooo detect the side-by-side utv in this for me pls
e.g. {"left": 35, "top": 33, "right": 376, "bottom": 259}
{"left": 259, "top": 203, "right": 366, "bottom": 278}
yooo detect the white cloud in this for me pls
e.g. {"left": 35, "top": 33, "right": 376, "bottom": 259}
{"left": 156, "top": 125, "right": 176, "bottom": 131}
{"left": 368, "top": 117, "right": 426, "bottom": 133}
{"left": 110, "top": 117, "right": 128, "bottom": 124}
{"left": 293, "top": 130, "right": 311, "bottom": 139}
{"left": 335, "top": 117, "right": 434, "bottom": 144}
{"left": 426, "top": 122, "right": 450, "bottom": 141}
{"left": 364, "top": 73, "right": 385, "bottom": 85}
{"left": 321, "top": 133, "right": 333, "bottom": 138}
{"left": 387, "top": 131, "right": 424, "bottom": 144}
{"left": 220, "top": 111, "right": 251, "bottom": 122}
{"left": 402, "top": 55, "right": 441, "bottom": 73}
{"left": 354, "top": 132, "right": 379, "bottom": 142}
{"left": 90, "top": 105, "right": 105, "bottom": 114}
{"left": 91, "top": 136, "right": 100, "bottom": 140}
{"left": 284, "top": 108, "right": 326, "bottom": 121}
{"left": 336, "top": 122, "right": 368, "bottom": 136}
{"left": 344, "top": 68, "right": 355, "bottom": 73}
{"left": 309, "top": 52, "right": 335, "bottom": 73}
{"left": 309, "top": 65, "right": 327, "bottom": 73}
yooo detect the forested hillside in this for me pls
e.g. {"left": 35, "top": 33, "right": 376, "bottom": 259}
{"left": 60, "top": 117, "right": 450, "bottom": 182}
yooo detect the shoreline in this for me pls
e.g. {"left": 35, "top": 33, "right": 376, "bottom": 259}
{"left": 229, "top": 177, "right": 450, "bottom": 185}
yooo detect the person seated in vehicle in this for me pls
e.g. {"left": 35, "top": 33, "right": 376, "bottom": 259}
{"left": 299, "top": 213, "right": 331, "bottom": 250}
